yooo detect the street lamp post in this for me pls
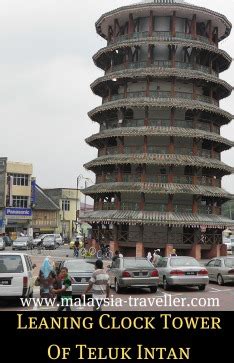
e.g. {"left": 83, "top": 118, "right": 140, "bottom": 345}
{"left": 76, "top": 175, "right": 94, "bottom": 234}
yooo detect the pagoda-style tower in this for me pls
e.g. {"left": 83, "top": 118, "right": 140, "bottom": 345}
{"left": 83, "top": 0, "right": 234, "bottom": 258}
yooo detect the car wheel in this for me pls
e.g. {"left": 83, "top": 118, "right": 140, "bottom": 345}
{"left": 115, "top": 279, "right": 123, "bottom": 294}
{"left": 217, "top": 274, "right": 224, "bottom": 286}
{"left": 198, "top": 285, "right": 206, "bottom": 291}
{"left": 163, "top": 277, "right": 170, "bottom": 291}
{"left": 150, "top": 286, "right": 157, "bottom": 293}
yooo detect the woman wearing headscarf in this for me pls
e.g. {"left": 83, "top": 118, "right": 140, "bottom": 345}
{"left": 38, "top": 257, "right": 55, "bottom": 299}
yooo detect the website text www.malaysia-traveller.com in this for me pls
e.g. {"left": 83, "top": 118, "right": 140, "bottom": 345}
{"left": 19, "top": 294, "right": 220, "bottom": 310}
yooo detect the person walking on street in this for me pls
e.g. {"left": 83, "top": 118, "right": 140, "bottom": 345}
{"left": 170, "top": 248, "right": 177, "bottom": 257}
{"left": 38, "top": 257, "right": 55, "bottom": 299}
{"left": 52, "top": 267, "right": 73, "bottom": 311}
{"left": 83, "top": 259, "right": 110, "bottom": 311}
{"left": 147, "top": 251, "right": 152, "bottom": 262}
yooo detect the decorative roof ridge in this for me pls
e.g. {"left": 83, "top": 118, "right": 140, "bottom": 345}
{"left": 83, "top": 182, "right": 232, "bottom": 198}
{"left": 91, "top": 68, "right": 233, "bottom": 94}
{"left": 95, "top": 2, "right": 231, "bottom": 40}
{"left": 93, "top": 38, "right": 232, "bottom": 65}
{"left": 80, "top": 210, "right": 234, "bottom": 227}
{"left": 88, "top": 98, "right": 232, "bottom": 121}
{"left": 85, "top": 126, "right": 234, "bottom": 148}
{"left": 84, "top": 153, "right": 234, "bottom": 174}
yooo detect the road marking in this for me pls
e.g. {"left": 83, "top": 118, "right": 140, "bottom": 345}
{"left": 161, "top": 292, "right": 183, "bottom": 297}
{"left": 210, "top": 289, "right": 232, "bottom": 293}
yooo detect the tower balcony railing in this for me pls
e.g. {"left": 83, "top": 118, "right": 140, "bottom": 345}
{"left": 107, "top": 31, "right": 215, "bottom": 47}
{"left": 102, "top": 91, "right": 219, "bottom": 106}
{"left": 98, "top": 144, "right": 220, "bottom": 160}
{"left": 99, "top": 118, "right": 220, "bottom": 134}
{"left": 106, "top": 60, "right": 218, "bottom": 77}
{"left": 95, "top": 173, "right": 221, "bottom": 188}
{"left": 95, "top": 202, "right": 221, "bottom": 215}
{"left": 174, "top": 205, "right": 193, "bottom": 213}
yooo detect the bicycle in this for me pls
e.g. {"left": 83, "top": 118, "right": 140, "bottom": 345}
{"left": 80, "top": 247, "right": 96, "bottom": 258}
{"left": 97, "top": 249, "right": 113, "bottom": 260}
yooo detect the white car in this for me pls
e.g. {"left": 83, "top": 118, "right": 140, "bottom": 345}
{"left": 33, "top": 233, "right": 63, "bottom": 248}
{"left": 0, "top": 253, "right": 36, "bottom": 299}
{"left": 0, "top": 238, "right": 6, "bottom": 251}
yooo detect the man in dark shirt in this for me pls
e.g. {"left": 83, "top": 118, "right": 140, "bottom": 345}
{"left": 52, "top": 267, "right": 72, "bottom": 311}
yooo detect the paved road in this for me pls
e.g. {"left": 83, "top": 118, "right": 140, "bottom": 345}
{"left": 0, "top": 246, "right": 233, "bottom": 311}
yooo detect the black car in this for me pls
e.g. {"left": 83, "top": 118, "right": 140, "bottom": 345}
{"left": 3, "top": 236, "right": 13, "bottom": 247}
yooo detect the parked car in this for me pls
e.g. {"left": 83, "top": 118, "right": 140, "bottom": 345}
{"left": 223, "top": 237, "right": 232, "bottom": 254}
{"left": 0, "top": 238, "right": 6, "bottom": 251}
{"left": 42, "top": 236, "right": 58, "bottom": 250}
{"left": 33, "top": 233, "right": 62, "bottom": 248}
{"left": 0, "top": 253, "right": 36, "bottom": 298}
{"left": 157, "top": 256, "right": 209, "bottom": 291}
{"left": 12, "top": 237, "right": 33, "bottom": 250}
{"left": 107, "top": 257, "right": 159, "bottom": 293}
{"left": 3, "top": 236, "right": 13, "bottom": 247}
{"left": 60, "top": 259, "right": 95, "bottom": 295}
{"left": 205, "top": 257, "right": 234, "bottom": 285}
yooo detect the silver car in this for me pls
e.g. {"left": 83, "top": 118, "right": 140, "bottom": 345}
{"left": 61, "top": 260, "right": 95, "bottom": 295}
{"left": 108, "top": 257, "right": 159, "bottom": 293}
{"left": 157, "top": 256, "right": 209, "bottom": 291}
{"left": 0, "top": 238, "right": 6, "bottom": 251}
{"left": 205, "top": 257, "right": 234, "bottom": 285}
{"left": 42, "top": 236, "right": 58, "bottom": 250}
{"left": 12, "top": 237, "right": 33, "bottom": 250}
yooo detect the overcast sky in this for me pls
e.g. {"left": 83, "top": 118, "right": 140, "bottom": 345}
{"left": 0, "top": 0, "right": 233, "bottom": 193}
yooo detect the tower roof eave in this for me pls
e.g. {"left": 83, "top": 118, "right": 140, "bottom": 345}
{"left": 80, "top": 210, "right": 234, "bottom": 228}
{"left": 84, "top": 154, "right": 233, "bottom": 174}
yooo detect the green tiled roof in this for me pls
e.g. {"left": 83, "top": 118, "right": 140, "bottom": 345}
{"left": 86, "top": 126, "right": 233, "bottom": 149}
{"left": 91, "top": 68, "right": 232, "bottom": 95}
{"left": 80, "top": 210, "right": 234, "bottom": 228}
{"left": 84, "top": 154, "right": 233, "bottom": 174}
{"left": 83, "top": 182, "right": 232, "bottom": 198}
{"left": 88, "top": 98, "right": 232, "bottom": 121}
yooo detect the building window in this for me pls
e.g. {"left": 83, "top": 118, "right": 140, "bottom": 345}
{"left": 9, "top": 174, "right": 29, "bottom": 186}
{"left": 12, "top": 196, "right": 29, "bottom": 208}
{"left": 62, "top": 200, "right": 70, "bottom": 211}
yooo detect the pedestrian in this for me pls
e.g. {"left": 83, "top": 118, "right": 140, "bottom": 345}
{"left": 52, "top": 267, "right": 73, "bottom": 311}
{"left": 152, "top": 249, "right": 161, "bottom": 266}
{"left": 147, "top": 251, "right": 152, "bottom": 262}
{"left": 38, "top": 257, "right": 55, "bottom": 299}
{"left": 74, "top": 239, "right": 79, "bottom": 258}
{"left": 82, "top": 259, "right": 110, "bottom": 311}
{"left": 112, "top": 250, "right": 123, "bottom": 261}
{"left": 170, "top": 248, "right": 177, "bottom": 257}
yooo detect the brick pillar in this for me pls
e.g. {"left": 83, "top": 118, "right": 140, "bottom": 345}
{"left": 165, "top": 244, "right": 174, "bottom": 257}
{"left": 220, "top": 244, "right": 227, "bottom": 257}
{"left": 136, "top": 242, "right": 145, "bottom": 257}
{"left": 91, "top": 239, "right": 99, "bottom": 251}
{"left": 110, "top": 240, "right": 119, "bottom": 254}
{"left": 203, "top": 244, "right": 220, "bottom": 259}
{"left": 189, "top": 243, "right": 201, "bottom": 260}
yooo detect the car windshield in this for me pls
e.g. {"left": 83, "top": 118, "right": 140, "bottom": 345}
{"left": 43, "top": 237, "right": 54, "bottom": 242}
{"left": 170, "top": 257, "right": 200, "bottom": 267}
{"left": 38, "top": 234, "right": 46, "bottom": 239}
{"left": 0, "top": 238, "right": 4, "bottom": 243}
{"left": 15, "top": 237, "right": 28, "bottom": 242}
{"left": 0, "top": 255, "right": 24, "bottom": 273}
{"left": 224, "top": 259, "right": 234, "bottom": 268}
{"left": 123, "top": 259, "right": 152, "bottom": 268}
{"left": 64, "top": 261, "right": 95, "bottom": 272}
